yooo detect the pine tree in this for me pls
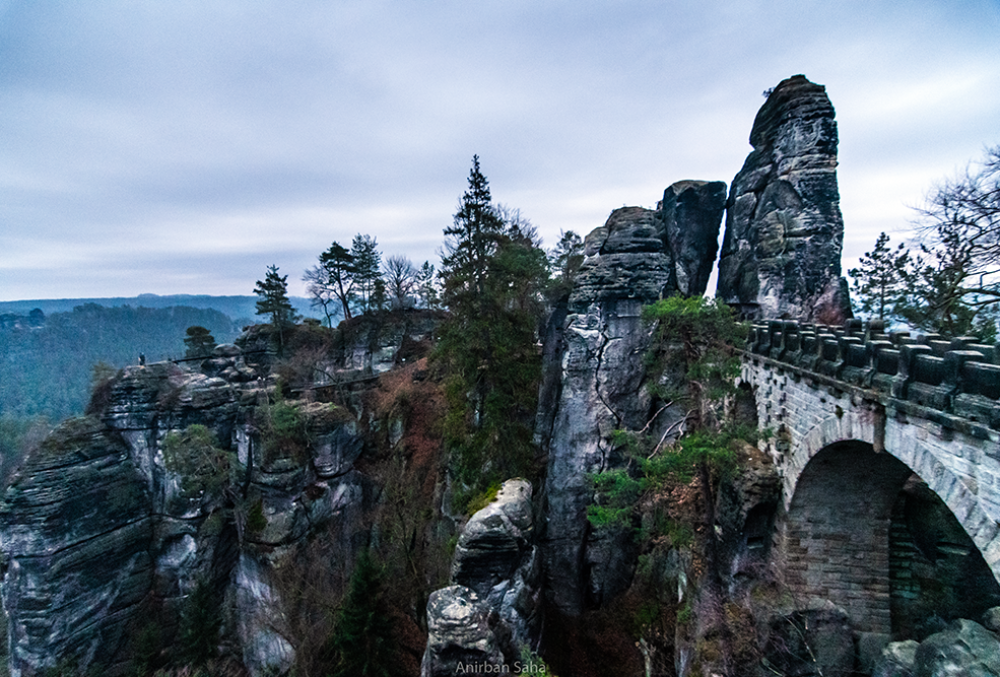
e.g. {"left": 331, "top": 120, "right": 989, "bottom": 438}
{"left": 183, "top": 325, "right": 217, "bottom": 358}
{"left": 435, "top": 156, "right": 549, "bottom": 509}
{"left": 351, "top": 234, "right": 382, "bottom": 315}
{"left": 326, "top": 551, "right": 394, "bottom": 677}
{"left": 307, "top": 241, "right": 357, "bottom": 322}
{"left": 848, "top": 232, "right": 913, "bottom": 322}
{"left": 254, "top": 265, "right": 299, "bottom": 355}
{"left": 416, "top": 260, "right": 438, "bottom": 309}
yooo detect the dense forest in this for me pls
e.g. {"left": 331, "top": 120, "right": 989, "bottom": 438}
{"left": 0, "top": 303, "right": 240, "bottom": 422}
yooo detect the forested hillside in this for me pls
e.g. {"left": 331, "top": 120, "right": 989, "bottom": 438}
{"left": 0, "top": 294, "right": 317, "bottom": 327}
{"left": 0, "top": 303, "right": 240, "bottom": 421}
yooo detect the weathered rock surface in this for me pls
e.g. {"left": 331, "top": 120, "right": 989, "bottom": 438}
{"left": 235, "top": 554, "right": 296, "bottom": 676}
{"left": 659, "top": 180, "right": 728, "bottom": 296}
{"left": 452, "top": 479, "right": 534, "bottom": 594}
{"left": 539, "top": 198, "right": 732, "bottom": 615}
{"left": 763, "top": 604, "right": 856, "bottom": 677}
{"left": 874, "top": 640, "right": 919, "bottom": 677}
{"left": 328, "top": 308, "right": 444, "bottom": 378}
{"left": 717, "top": 74, "right": 851, "bottom": 323}
{"left": 913, "top": 619, "right": 1000, "bottom": 677}
{"left": 1, "top": 344, "right": 370, "bottom": 677}
{"left": 0, "top": 417, "right": 153, "bottom": 677}
{"left": 421, "top": 586, "right": 504, "bottom": 677}
{"left": 981, "top": 606, "right": 1000, "bottom": 634}
{"left": 424, "top": 479, "right": 541, "bottom": 674}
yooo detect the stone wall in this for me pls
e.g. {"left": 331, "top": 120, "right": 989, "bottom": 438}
{"left": 741, "top": 319, "right": 1000, "bottom": 637}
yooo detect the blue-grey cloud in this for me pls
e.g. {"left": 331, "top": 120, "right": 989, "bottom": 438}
{"left": 1, "top": 0, "right": 998, "bottom": 301}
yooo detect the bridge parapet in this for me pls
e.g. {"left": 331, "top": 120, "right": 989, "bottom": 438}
{"left": 747, "top": 320, "right": 1000, "bottom": 430}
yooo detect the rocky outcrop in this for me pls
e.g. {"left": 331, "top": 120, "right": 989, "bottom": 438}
{"left": 537, "top": 192, "right": 729, "bottom": 616}
{"left": 717, "top": 74, "right": 851, "bottom": 323}
{"left": 914, "top": 619, "right": 1000, "bottom": 676}
{"left": 763, "top": 604, "right": 856, "bottom": 677}
{"left": 421, "top": 586, "right": 504, "bottom": 677}
{"left": 874, "top": 640, "right": 919, "bottom": 677}
{"left": 659, "top": 180, "right": 728, "bottom": 296}
{"left": 872, "top": 617, "right": 1000, "bottom": 677}
{"left": 452, "top": 480, "right": 534, "bottom": 594}
{"left": 328, "top": 309, "right": 444, "bottom": 378}
{"left": 0, "top": 417, "right": 153, "bottom": 677}
{"left": 423, "top": 479, "right": 540, "bottom": 676}
{"left": 0, "top": 343, "right": 370, "bottom": 677}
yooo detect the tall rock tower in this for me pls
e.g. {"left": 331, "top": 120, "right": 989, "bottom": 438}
{"left": 717, "top": 74, "right": 851, "bottom": 323}
{"left": 536, "top": 182, "right": 726, "bottom": 617}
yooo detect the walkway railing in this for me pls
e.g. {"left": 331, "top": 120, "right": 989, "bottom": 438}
{"left": 746, "top": 319, "right": 1000, "bottom": 429}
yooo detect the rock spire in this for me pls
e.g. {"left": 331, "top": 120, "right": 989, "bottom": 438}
{"left": 716, "top": 74, "right": 851, "bottom": 323}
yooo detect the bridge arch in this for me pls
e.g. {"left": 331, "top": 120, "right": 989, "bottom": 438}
{"left": 780, "top": 412, "right": 1000, "bottom": 635}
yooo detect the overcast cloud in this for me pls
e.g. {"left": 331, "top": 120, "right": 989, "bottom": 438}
{"left": 2, "top": 1, "right": 999, "bottom": 301}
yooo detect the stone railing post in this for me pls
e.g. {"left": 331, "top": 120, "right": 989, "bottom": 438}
{"left": 892, "top": 344, "right": 933, "bottom": 400}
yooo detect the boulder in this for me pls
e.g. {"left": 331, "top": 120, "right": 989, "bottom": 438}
{"left": 421, "top": 586, "right": 504, "bottom": 677}
{"left": 981, "top": 606, "right": 1000, "bottom": 634}
{"left": 913, "top": 619, "right": 1000, "bottom": 677}
{"left": 717, "top": 74, "right": 852, "bottom": 323}
{"left": 452, "top": 479, "right": 534, "bottom": 595}
{"left": 873, "top": 640, "right": 919, "bottom": 677}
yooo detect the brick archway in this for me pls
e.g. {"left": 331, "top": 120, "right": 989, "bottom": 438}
{"left": 780, "top": 410, "right": 1000, "bottom": 634}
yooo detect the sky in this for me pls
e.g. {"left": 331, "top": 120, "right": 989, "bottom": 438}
{"left": 2, "top": 1, "right": 999, "bottom": 302}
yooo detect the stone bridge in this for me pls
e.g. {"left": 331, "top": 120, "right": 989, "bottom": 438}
{"left": 740, "top": 319, "right": 1000, "bottom": 637}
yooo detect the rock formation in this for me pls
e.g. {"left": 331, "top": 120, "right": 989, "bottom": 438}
{"left": 421, "top": 586, "right": 504, "bottom": 677}
{"left": 659, "top": 180, "right": 728, "bottom": 296}
{"left": 716, "top": 74, "right": 851, "bottom": 323}
{"left": 536, "top": 184, "right": 726, "bottom": 617}
{"left": 0, "top": 336, "right": 395, "bottom": 675}
{"left": 422, "top": 479, "right": 540, "bottom": 676}
{"left": 872, "top": 617, "right": 1000, "bottom": 677}
{"left": 0, "top": 417, "right": 153, "bottom": 676}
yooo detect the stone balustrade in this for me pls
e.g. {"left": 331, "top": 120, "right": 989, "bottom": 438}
{"left": 746, "top": 319, "right": 1000, "bottom": 430}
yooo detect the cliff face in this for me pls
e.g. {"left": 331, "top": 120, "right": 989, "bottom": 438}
{"left": 0, "top": 417, "right": 153, "bottom": 675}
{"left": 716, "top": 74, "right": 851, "bottom": 323}
{"left": 0, "top": 311, "right": 440, "bottom": 676}
{"left": 537, "top": 183, "right": 727, "bottom": 616}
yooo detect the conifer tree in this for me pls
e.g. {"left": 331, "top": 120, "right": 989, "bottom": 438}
{"left": 416, "top": 260, "right": 438, "bottom": 309}
{"left": 254, "top": 265, "right": 299, "bottom": 355}
{"left": 326, "top": 550, "right": 394, "bottom": 677}
{"left": 435, "top": 156, "right": 549, "bottom": 509}
{"left": 848, "top": 232, "right": 913, "bottom": 322}
{"left": 183, "top": 325, "right": 217, "bottom": 358}
{"left": 306, "top": 241, "right": 357, "bottom": 322}
{"left": 351, "top": 234, "right": 382, "bottom": 315}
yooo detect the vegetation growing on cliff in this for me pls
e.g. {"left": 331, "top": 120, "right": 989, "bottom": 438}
{"left": 434, "top": 156, "right": 550, "bottom": 511}
{"left": 588, "top": 295, "right": 754, "bottom": 674}
{"left": 161, "top": 424, "right": 236, "bottom": 495}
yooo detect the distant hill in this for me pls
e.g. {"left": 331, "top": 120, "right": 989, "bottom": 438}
{"left": 0, "top": 303, "right": 246, "bottom": 421}
{"left": 0, "top": 294, "right": 321, "bottom": 326}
